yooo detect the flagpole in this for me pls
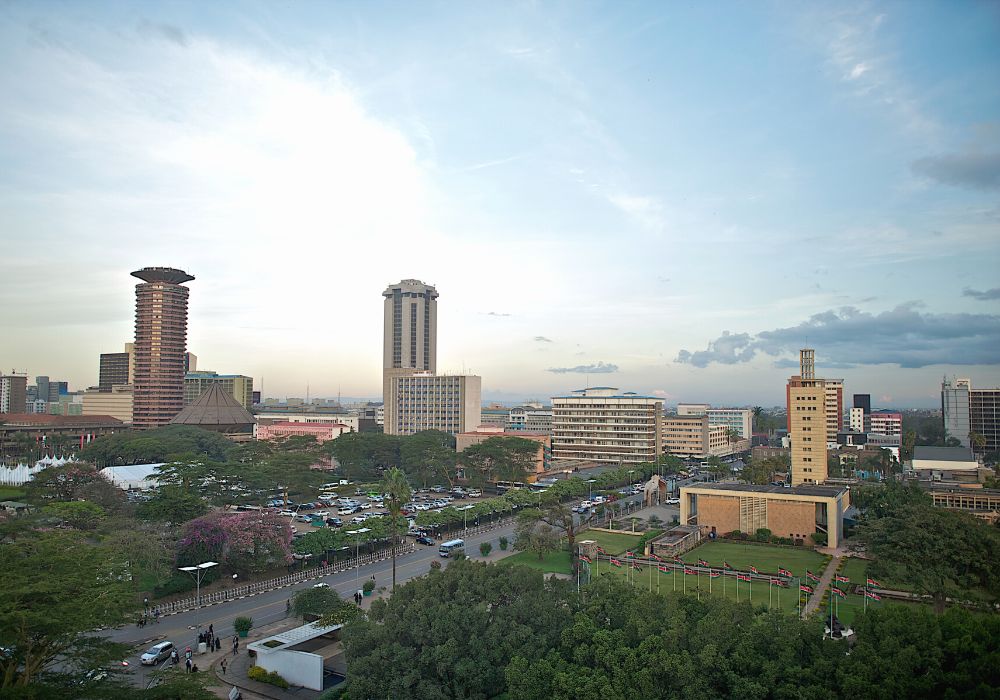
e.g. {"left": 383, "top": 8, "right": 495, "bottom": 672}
{"left": 769, "top": 579, "right": 772, "bottom": 610}
{"left": 749, "top": 574, "right": 752, "bottom": 605}
{"left": 797, "top": 577, "right": 801, "bottom": 617}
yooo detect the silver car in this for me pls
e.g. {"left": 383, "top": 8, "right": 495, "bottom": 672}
{"left": 140, "top": 641, "right": 173, "bottom": 665}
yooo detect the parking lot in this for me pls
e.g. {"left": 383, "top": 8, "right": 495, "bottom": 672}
{"left": 249, "top": 484, "right": 487, "bottom": 534}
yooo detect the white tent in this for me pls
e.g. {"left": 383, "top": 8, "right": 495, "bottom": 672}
{"left": 100, "top": 464, "right": 164, "bottom": 490}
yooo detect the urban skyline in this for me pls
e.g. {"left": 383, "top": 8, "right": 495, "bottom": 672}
{"left": 1, "top": 2, "right": 999, "bottom": 407}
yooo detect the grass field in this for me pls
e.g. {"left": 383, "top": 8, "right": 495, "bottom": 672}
{"left": 501, "top": 549, "right": 572, "bottom": 574}
{"left": 586, "top": 559, "right": 809, "bottom": 613}
{"left": 0, "top": 487, "right": 26, "bottom": 501}
{"left": 576, "top": 529, "right": 644, "bottom": 555}
{"left": 683, "top": 541, "right": 830, "bottom": 579}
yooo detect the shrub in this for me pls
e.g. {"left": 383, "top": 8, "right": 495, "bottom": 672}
{"left": 810, "top": 532, "right": 828, "bottom": 546}
{"left": 499, "top": 536, "right": 509, "bottom": 551}
{"left": 152, "top": 573, "right": 195, "bottom": 598}
{"left": 249, "top": 665, "right": 290, "bottom": 689}
{"left": 480, "top": 542, "right": 492, "bottom": 557}
{"left": 233, "top": 616, "right": 253, "bottom": 634}
{"left": 755, "top": 528, "right": 772, "bottom": 543}
{"left": 429, "top": 559, "right": 442, "bottom": 570}
{"left": 362, "top": 578, "right": 375, "bottom": 594}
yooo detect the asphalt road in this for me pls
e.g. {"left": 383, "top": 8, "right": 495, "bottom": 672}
{"left": 111, "top": 519, "right": 519, "bottom": 686}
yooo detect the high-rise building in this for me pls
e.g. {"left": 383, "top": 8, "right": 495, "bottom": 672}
{"left": 823, "top": 379, "right": 844, "bottom": 443}
{"left": 99, "top": 349, "right": 132, "bottom": 392}
{"left": 83, "top": 384, "right": 133, "bottom": 423}
{"left": 971, "top": 388, "right": 1000, "bottom": 453}
{"left": 382, "top": 279, "right": 438, "bottom": 432}
{"left": 387, "top": 372, "right": 481, "bottom": 435}
{"left": 131, "top": 267, "right": 194, "bottom": 430}
{"left": 184, "top": 371, "right": 254, "bottom": 410}
{"left": 941, "top": 378, "right": 972, "bottom": 448}
{"left": 551, "top": 387, "right": 662, "bottom": 465}
{"left": 850, "top": 394, "right": 871, "bottom": 432}
{"left": 788, "top": 349, "right": 828, "bottom": 485}
{"left": 869, "top": 410, "right": 902, "bottom": 439}
{"left": 0, "top": 373, "right": 28, "bottom": 414}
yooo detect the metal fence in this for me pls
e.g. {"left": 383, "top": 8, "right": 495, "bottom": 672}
{"left": 155, "top": 543, "right": 415, "bottom": 615}
{"left": 154, "top": 515, "right": 518, "bottom": 615}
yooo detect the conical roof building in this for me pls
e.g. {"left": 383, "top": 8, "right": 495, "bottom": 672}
{"left": 169, "top": 383, "right": 254, "bottom": 434}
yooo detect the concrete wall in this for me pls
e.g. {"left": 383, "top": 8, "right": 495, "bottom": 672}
{"left": 697, "top": 494, "right": 740, "bottom": 534}
{"left": 256, "top": 650, "right": 324, "bottom": 692}
{"left": 767, "top": 500, "right": 816, "bottom": 541}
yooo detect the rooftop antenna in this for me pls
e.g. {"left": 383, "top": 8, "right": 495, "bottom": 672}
{"left": 306, "top": 383, "right": 310, "bottom": 404}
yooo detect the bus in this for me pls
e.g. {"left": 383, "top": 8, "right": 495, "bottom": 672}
{"left": 439, "top": 539, "right": 465, "bottom": 558}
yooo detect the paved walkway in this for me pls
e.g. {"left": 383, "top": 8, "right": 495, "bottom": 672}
{"left": 801, "top": 554, "right": 842, "bottom": 618}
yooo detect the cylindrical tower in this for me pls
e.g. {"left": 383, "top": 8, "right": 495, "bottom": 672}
{"left": 131, "top": 267, "right": 194, "bottom": 430}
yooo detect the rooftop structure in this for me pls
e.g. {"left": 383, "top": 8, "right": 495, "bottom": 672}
{"left": 169, "top": 383, "right": 254, "bottom": 434}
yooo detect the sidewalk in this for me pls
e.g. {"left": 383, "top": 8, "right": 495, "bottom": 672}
{"left": 802, "top": 554, "right": 842, "bottom": 618}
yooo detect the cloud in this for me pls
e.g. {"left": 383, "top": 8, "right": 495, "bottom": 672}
{"left": 607, "top": 193, "right": 664, "bottom": 230}
{"left": 137, "top": 20, "right": 188, "bottom": 46}
{"left": 675, "top": 331, "right": 755, "bottom": 367}
{"left": 534, "top": 336, "right": 553, "bottom": 342}
{"left": 485, "top": 311, "right": 512, "bottom": 317}
{"left": 963, "top": 287, "right": 1000, "bottom": 301}
{"left": 912, "top": 153, "right": 1000, "bottom": 191}
{"left": 676, "top": 305, "right": 1000, "bottom": 369}
{"left": 547, "top": 361, "right": 619, "bottom": 374}
{"left": 847, "top": 62, "right": 870, "bottom": 80}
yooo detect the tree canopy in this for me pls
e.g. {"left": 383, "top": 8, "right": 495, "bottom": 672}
{"left": 77, "top": 425, "right": 234, "bottom": 467}
{"left": 459, "top": 436, "right": 539, "bottom": 486}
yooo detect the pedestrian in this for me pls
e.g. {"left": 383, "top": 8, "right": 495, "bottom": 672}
{"left": 153, "top": 608, "right": 160, "bottom": 624}
{"left": 143, "top": 596, "right": 149, "bottom": 611}
{"left": 232, "top": 635, "right": 239, "bottom": 656}
{"left": 185, "top": 657, "right": 192, "bottom": 673}
{"left": 286, "top": 599, "right": 291, "bottom": 615}
{"left": 191, "top": 663, "right": 199, "bottom": 673}
{"left": 208, "top": 623, "right": 214, "bottom": 636}
{"left": 220, "top": 657, "right": 227, "bottom": 674}
{"left": 216, "top": 636, "right": 222, "bottom": 652}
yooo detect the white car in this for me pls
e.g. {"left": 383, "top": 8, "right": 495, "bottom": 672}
{"left": 312, "top": 511, "right": 330, "bottom": 518}
{"left": 666, "top": 497, "right": 680, "bottom": 505}
{"left": 140, "top": 641, "right": 174, "bottom": 666}
{"left": 279, "top": 510, "right": 295, "bottom": 517}
{"left": 592, "top": 496, "right": 606, "bottom": 504}
{"left": 467, "top": 489, "right": 482, "bottom": 498}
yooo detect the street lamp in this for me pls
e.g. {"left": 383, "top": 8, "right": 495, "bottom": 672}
{"left": 587, "top": 479, "right": 596, "bottom": 500}
{"left": 346, "top": 528, "right": 371, "bottom": 587}
{"left": 178, "top": 561, "right": 218, "bottom": 606}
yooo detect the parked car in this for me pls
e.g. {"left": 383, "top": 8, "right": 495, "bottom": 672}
{"left": 666, "top": 498, "right": 680, "bottom": 505}
{"left": 295, "top": 514, "right": 312, "bottom": 523}
{"left": 279, "top": 510, "right": 295, "bottom": 517}
{"left": 467, "top": 489, "right": 482, "bottom": 498}
{"left": 326, "top": 517, "right": 343, "bottom": 528}
{"left": 592, "top": 495, "right": 606, "bottom": 504}
{"left": 416, "top": 535, "right": 436, "bottom": 546}
{"left": 140, "top": 641, "right": 174, "bottom": 666}
{"left": 430, "top": 485, "right": 446, "bottom": 493}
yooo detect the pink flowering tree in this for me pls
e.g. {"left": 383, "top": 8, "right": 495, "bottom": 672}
{"left": 176, "top": 511, "right": 292, "bottom": 575}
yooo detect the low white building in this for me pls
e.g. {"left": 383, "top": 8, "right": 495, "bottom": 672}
{"left": 100, "top": 463, "right": 164, "bottom": 490}
{"left": 910, "top": 446, "right": 980, "bottom": 479}
{"left": 247, "top": 622, "right": 345, "bottom": 692}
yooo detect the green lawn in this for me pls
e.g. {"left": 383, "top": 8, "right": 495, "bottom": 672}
{"left": 586, "top": 559, "right": 808, "bottom": 613}
{"left": 0, "top": 487, "right": 26, "bottom": 501}
{"left": 576, "top": 529, "right": 644, "bottom": 556}
{"left": 501, "top": 549, "right": 572, "bottom": 575}
{"left": 683, "top": 541, "right": 829, "bottom": 579}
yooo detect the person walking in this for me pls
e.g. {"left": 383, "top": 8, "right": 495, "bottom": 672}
{"left": 215, "top": 636, "right": 222, "bottom": 652}
{"left": 208, "top": 623, "right": 214, "bottom": 636}
{"left": 152, "top": 608, "right": 160, "bottom": 624}
{"left": 220, "top": 657, "right": 227, "bottom": 675}
{"left": 185, "top": 657, "right": 192, "bottom": 673}
{"left": 232, "top": 635, "right": 239, "bottom": 656}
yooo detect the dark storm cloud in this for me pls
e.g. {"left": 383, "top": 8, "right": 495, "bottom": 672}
{"left": 676, "top": 305, "right": 1000, "bottom": 369}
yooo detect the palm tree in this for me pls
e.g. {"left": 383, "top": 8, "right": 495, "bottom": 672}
{"left": 752, "top": 406, "right": 764, "bottom": 433}
{"left": 970, "top": 432, "right": 987, "bottom": 455}
{"left": 381, "top": 467, "right": 412, "bottom": 590}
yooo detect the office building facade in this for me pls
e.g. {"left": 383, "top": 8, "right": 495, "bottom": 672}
{"left": 971, "top": 388, "right": 1000, "bottom": 453}
{"left": 387, "top": 372, "right": 481, "bottom": 436}
{"left": 787, "top": 349, "right": 828, "bottom": 485}
{"left": 551, "top": 387, "right": 662, "bottom": 465}
{"left": 131, "top": 267, "right": 194, "bottom": 430}
{"left": 99, "top": 350, "right": 132, "bottom": 392}
{"left": 82, "top": 384, "right": 134, "bottom": 424}
{"left": 382, "top": 279, "right": 438, "bottom": 433}
{"left": 0, "top": 374, "right": 28, "bottom": 414}
{"left": 184, "top": 371, "right": 254, "bottom": 410}
{"left": 677, "top": 404, "right": 753, "bottom": 439}
{"left": 941, "top": 378, "right": 972, "bottom": 448}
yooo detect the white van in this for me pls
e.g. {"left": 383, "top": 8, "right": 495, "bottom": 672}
{"left": 439, "top": 539, "right": 465, "bottom": 558}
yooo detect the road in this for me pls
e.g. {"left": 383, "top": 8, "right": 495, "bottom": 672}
{"left": 112, "top": 519, "right": 519, "bottom": 686}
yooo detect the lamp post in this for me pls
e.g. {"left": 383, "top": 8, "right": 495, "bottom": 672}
{"left": 587, "top": 479, "right": 596, "bottom": 500}
{"left": 178, "top": 561, "right": 218, "bottom": 606}
{"left": 346, "top": 528, "right": 371, "bottom": 588}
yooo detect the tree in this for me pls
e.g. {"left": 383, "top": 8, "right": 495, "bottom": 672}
{"left": 535, "top": 501, "right": 577, "bottom": 571}
{"left": 460, "top": 437, "right": 539, "bottom": 486}
{"left": 78, "top": 425, "right": 234, "bottom": 467}
{"left": 852, "top": 481, "right": 931, "bottom": 520}
{"left": 856, "top": 504, "right": 1000, "bottom": 612}
{"left": 970, "top": 432, "right": 987, "bottom": 454}
{"left": 42, "top": 501, "right": 105, "bottom": 530}
{"left": 292, "top": 586, "right": 358, "bottom": 622}
{"left": 137, "top": 485, "right": 209, "bottom": 523}
{"left": 751, "top": 406, "right": 764, "bottom": 433}
{"left": 0, "top": 532, "right": 133, "bottom": 688}
{"left": 327, "top": 432, "right": 401, "bottom": 481}
{"left": 23, "top": 461, "right": 101, "bottom": 502}
{"left": 400, "top": 430, "right": 456, "bottom": 486}
{"left": 382, "top": 467, "right": 412, "bottom": 590}
{"left": 513, "top": 510, "right": 560, "bottom": 561}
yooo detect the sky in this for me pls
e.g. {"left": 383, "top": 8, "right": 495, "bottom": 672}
{"left": 1, "top": 1, "right": 998, "bottom": 408}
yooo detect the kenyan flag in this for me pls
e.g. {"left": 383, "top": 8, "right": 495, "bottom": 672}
{"left": 832, "top": 587, "right": 846, "bottom": 598}
{"left": 610, "top": 558, "right": 622, "bottom": 567}
{"left": 806, "top": 571, "right": 820, "bottom": 582}
{"left": 749, "top": 565, "right": 759, "bottom": 574}
{"left": 800, "top": 584, "right": 814, "bottom": 594}
{"left": 835, "top": 574, "right": 850, "bottom": 583}
{"left": 778, "top": 568, "right": 792, "bottom": 577}
{"left": 866, "top": 577, "right": 882, "bottom": 587}
{"left": 723, "top": 561, "right": 733, "bottom": 570}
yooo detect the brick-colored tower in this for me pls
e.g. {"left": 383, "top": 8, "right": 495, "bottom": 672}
{"left": 131, "top": 267, "right": 194, "bottom": 430}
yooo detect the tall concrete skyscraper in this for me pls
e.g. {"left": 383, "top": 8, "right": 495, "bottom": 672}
{"left": 382, "top": 279, "right": 438, "bottom": 431}
{"left": 788, "top": 349, "right": 828, "bottom": 486}
{"left": 131, "top": 267, "right": 194, "bottom": 430}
